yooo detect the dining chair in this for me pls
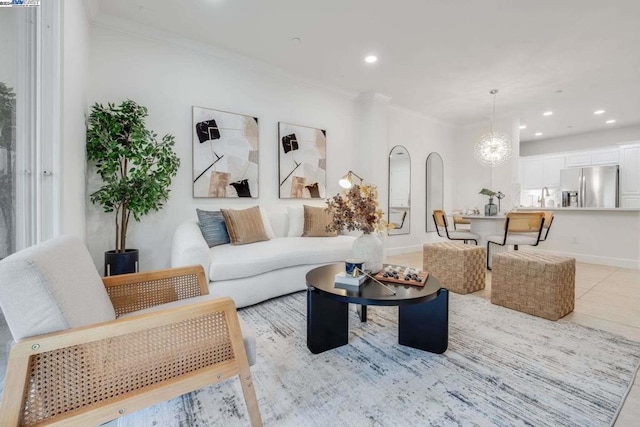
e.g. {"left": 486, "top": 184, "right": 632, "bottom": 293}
{"left": 485, "top": 212, "right": 546, "bottom": 269}
{"left": 432, "top": 210, "right": 480, "bottom": 244}
{"left": 539, "top": 211, "right": 554, "bottom": 241}
{"left": 0, "top": 237, "right": 263, "bottom": 427}
{"left": 392, "top": 211, "right": 408, "bottom": 230}
{"left": 452, "top": 215, "right": 471, "bottom": 230}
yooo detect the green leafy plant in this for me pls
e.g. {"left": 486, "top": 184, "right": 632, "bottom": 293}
{"left": 479, "top": 188, "right": 497, "bottom": 197}
{"left": 87, "top": 100, "right": 180, "bottom": 253}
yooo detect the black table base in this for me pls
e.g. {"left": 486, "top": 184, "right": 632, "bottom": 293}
{"left": 307, "top": 287, "right": 449, "bottom": 354}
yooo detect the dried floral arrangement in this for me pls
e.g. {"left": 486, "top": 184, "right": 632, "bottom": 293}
{"left": 326, "top": 184, "right": 389, "bottom": 234}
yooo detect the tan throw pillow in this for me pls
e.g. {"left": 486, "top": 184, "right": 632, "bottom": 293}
{"left": 302, "top": 205, "right": 337, "bottom": 237}
{"left": 221, "top": 206, "right": 269, "bottom": 245}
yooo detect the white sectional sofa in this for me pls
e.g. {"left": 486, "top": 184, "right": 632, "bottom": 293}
{"left": 171, "top": 208, "right": 356, "bottom": 308}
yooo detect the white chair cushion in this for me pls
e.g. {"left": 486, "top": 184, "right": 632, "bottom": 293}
{"left": 119, "top": 295, "right": 256, "bottom": 366}
{"left": 0, "top": 237, "right": 116, "bottom": 342}
{"left": 487, "top": 234, "right": 540, "bottom": 245}
{"left": 209, "top": 236, "right": 355, "bottom": 281}
{"left": 448, "top": 231, "right": 480, "bottom": 240}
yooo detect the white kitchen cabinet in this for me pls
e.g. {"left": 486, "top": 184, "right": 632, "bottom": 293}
{"left": 591, "top": 148, "right": 619, "bottom": 165}
{"left": 521, "top": 157, "right": 543, "bottom": 189}
{"left": 565, "top": 152, "right": 592, "bottom": 168}
{"left": 542, "top": 155, "right": 565, "bottom": 188}
{"left": 621, "top": 196, "right": 640, "bottom": 208}
{"left": 619, "top": 143, "right": 640, "bottom": 196}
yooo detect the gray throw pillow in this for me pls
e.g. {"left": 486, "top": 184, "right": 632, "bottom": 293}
{"left": 196, "top": 209, "right": 231, "bottom": 247}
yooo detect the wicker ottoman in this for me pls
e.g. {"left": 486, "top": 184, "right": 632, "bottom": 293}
{"left": 423, "top": 242, "right": 486, "bottom": 294}
{"left": 491, "top": 252, "right": 575, "bottom": 320}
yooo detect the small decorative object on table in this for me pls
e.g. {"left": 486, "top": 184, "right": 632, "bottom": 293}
{"left": 479, "top": 188, "right": 498, "bottom": 216}
{"left": 326, "top": 183, "right": 391, "bottom": 273}
{"left": 334, "top": 271, "right": 367, "bottom": 289}
{"left": 495, "top": 191, "right": 505, "bottom": 212}
{"left": 374, "top": 265, "right": 428, "bottom": 287}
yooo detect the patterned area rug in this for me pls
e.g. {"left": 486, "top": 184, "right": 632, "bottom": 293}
{"left": 115, "top": 291, "right": 640, "bottom": 427}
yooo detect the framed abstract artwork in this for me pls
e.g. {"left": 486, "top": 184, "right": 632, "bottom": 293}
{"left": 192, "top": 106, "right": 259, "bottom": 198}
{"left": 278, "top": 122, "right": 326, "bottom": 199}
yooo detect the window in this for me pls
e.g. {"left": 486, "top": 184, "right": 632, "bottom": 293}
{"left": 0, "top": 3, "right": 60, "bottom": 258}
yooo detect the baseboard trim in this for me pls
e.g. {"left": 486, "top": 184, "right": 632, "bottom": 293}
{"left": 521, "top": 247, "right": 640, "bottom": 270}
{"left": 386, "top": 245, "right": 424, "bottom": 256}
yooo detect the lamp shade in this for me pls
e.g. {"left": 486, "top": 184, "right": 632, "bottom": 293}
{"left": 338, "top": 171, "right": 363, "bottom": 189}
{"left": 474, "top": 131, "right": 512, "bottom": 167}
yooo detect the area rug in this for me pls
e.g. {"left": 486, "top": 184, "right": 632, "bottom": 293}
{"left": 115, "top": 292, "right": 640, "bottom": 427}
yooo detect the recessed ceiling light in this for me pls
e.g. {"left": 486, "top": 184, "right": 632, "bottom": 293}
{"left": 535, "top": 132, "right": 543, "bottom": 136}
{"left": 606, "top": 119, "right": 616, "bottom": 124}
{"left": 291, "top": 37, "right": 302, "bottom": 43}
{"left": 364, "top": 55, "right": 378, "bottom": 64}
{"left": 543, "top": 111, "right": 553, "bottom": 116}
{"left": 519, "top": 125, "right": 527, "bottom": 129}
{"left": 567, "top": 125, "right": 574, "bottom": 128}
{"left": 555, "top": 89, "right": 563, "bottom": 93}
{"left": 594, "top": 110, "right": 605, "bottom": 115}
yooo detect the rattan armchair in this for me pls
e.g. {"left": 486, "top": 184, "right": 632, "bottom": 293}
{"left": 0, "top": 238, "right": 262, "bottom": 427}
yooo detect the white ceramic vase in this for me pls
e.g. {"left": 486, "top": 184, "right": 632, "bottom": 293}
{"left": 352, "top": 232, "right": 383, "bottom": 273}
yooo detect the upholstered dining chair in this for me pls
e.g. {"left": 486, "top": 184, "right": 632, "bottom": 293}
{"left": 432, "top": 210, "right": 480, "bottom": 244}
{"left": 485, "top": 212, "right": 546, "bottom": 269}
{"left": 0, "top": 237, "right": 262, "bottom": 427}
{"left": 452, "top": 215, "right": 471, "bottom": 230}
{"left": 539, "top": 211, "right": 555, "bottom": 241}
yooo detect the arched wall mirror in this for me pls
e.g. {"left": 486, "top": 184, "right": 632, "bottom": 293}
{"left": 426, "top": 152, "right": 444, "bottom": 232}
{"left": 388, "top": 145, "right": 411, "bottom": 236}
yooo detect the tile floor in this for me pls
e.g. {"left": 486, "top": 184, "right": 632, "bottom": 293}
{"left": 386, "top": 251, "right": 640, "bottom": 427}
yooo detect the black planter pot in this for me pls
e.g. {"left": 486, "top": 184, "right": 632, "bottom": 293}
{"left": 105, "top": 249, "right": 139, "bottom": 276}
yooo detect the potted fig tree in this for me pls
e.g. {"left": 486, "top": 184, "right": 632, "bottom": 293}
{"left": 87, "top": 100, "right": 180, "bottom": 275}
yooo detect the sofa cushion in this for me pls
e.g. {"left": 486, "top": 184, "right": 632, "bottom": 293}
{"left": 209, "top": 236, "right": 355, "bottom": 281}
{"left": 287, "top": 206, "right": 304, "bottom": 237}
{"left": 0, "top": 237, "right": 116, "bottom": 342}
{"left": 302, "top": 205, "right": 336, "bottom": 237}
{"left": 196, "top": 209, "right": 231, "bottom": 247}
{"left": 221, "top": 206, "right": 269, "bottom": 245}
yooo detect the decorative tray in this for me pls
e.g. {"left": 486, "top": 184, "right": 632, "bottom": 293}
{"left": 373, "top": 265, "right": 428, "bottom": 287}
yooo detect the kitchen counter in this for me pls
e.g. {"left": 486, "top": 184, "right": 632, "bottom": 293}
{"left": 512, "top": 208, "right": 639, "bottom": 269}
{"left": 517, "top": 207, "right": 640, "bottom": 212}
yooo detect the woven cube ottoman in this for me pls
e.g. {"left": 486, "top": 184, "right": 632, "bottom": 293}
{"left": 423, "top": 242, "right": 486, "bottom": 294}
{"left": 491, "top": 251, "right": 575, "bottom": 320}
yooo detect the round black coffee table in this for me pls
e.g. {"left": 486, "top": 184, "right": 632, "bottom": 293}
{"left": 306, "top": 263, "right": 448, "bottom": 354}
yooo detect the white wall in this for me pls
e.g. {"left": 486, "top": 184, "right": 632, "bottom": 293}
{"left": 521, "top": 124, "right": 640, "bottom": 156}
{"left": 82, "top": 21, "right": 458, "bottom": 270}
{"left": 87, "top": 25, "right": 357, "bottom": 273}
{"left": 386, "top": 106, "right": 455, "bottom": 253}
{"left": 61, "top": 0, "right": 89, "bottom": 240}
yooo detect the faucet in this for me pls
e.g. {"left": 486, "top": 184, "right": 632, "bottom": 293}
{"left": 540, "top": 187, "right": 550, "bottom": 207}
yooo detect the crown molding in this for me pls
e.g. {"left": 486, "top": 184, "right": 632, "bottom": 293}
{"left": 89, "top": 13, "right": 360, "bottom": 101}
{"left": 387, "top": 103, "right": 455, "bottom": 129}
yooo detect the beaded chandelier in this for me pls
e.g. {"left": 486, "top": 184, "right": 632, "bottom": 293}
{"left": 474, "top": 89, "right": 512, "bottom": 167}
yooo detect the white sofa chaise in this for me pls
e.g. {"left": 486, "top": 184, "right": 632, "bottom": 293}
{"left": 171, "top": 209, "right": 356, "bottom": 308}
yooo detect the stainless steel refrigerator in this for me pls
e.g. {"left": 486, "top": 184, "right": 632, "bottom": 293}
{"left": 560, "top": 165, "right": 619, "bottom": 208}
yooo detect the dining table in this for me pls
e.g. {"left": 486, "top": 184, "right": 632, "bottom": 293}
{"left": 459, "top": 214, "right": 509, "bottom": 268}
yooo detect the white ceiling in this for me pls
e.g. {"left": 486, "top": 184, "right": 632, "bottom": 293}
{"left": 93, "top": 0, "right": 640, "bottom": 142}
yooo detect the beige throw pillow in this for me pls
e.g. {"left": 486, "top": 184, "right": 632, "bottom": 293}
{"left": 221, "top": 206, "right": 269, "bottom": 245}
{"left": 302, "top": 205, "right": 337, "bottom": 237}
